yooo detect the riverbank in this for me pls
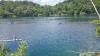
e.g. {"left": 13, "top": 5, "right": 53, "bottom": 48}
{"left": 90, "top": 19, "right": 100, "bottom": 37}
{"left": 90, "top": 19, "right": 100, "bottom": 24}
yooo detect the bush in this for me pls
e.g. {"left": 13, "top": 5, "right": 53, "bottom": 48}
{"left": 0, "top": 41, "right": 27, "bottom": 56}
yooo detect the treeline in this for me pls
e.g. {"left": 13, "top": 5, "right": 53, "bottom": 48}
{"left": 0, "top": 0, "right": 100, "bottom": 18}
{"left": 0, "top": 1, "right": 46, "bottom": 17}
{"left": 53, "top": 0, "right": 100, "bottom": 16}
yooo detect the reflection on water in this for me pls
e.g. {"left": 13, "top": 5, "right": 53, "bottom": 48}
{"left": 0, "top": 17, "right": 99, "bottom": 56}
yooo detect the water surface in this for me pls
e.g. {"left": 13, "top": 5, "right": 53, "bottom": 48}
{"left": 0, "top": 17, "right": 99, "bottom": 56}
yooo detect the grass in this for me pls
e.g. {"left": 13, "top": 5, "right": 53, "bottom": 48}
{"left": 96, "top": 26, "right": 100, "bottom": 37}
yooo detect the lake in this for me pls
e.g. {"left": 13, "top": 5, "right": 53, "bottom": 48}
{"left": 0, "top": 17, "right": 100, "bottom": 56}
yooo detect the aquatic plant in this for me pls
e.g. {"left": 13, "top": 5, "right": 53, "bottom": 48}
{"left": 0, "top": 44, "right": 10, "bottom": 56}
{"left": 11, "top": 41, "right": 27, "bottom": 56}
{"left": 0, "top": 41, "right": 27, "bottom": 56}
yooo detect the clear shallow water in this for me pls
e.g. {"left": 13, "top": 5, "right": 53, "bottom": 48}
{"left": 0, "top": 17, "right": 99, "bottom": 56}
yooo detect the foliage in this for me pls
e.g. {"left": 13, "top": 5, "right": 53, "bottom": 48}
{"left": 0, "top": 41, "right": 27, "bottom": 56}
{"left": 54, "top": 0, "right": 95, "bottom": 16}
{"left": 0, "top": 44, "right": 10, "bottom": 56}
{"left": 11, "top": 41, "right": 27, "bottom": 56}
{"left": 0, "top": 0, "right": 99, "bottom": 17}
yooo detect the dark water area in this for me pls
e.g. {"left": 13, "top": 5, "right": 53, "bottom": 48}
{"left": 0, "top": 17, "right": 99, "bottom": 56}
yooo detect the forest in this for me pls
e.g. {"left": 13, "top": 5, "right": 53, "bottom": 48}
{"left": 0, "top": 0, "right": 100, "bottom": 18}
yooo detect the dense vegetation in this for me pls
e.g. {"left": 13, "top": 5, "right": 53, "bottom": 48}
{"left": 0, "top": 0, "right": 100, "bottom": 18}
{"left": 0, "top": 41, "right": 27, "bottom": 56}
